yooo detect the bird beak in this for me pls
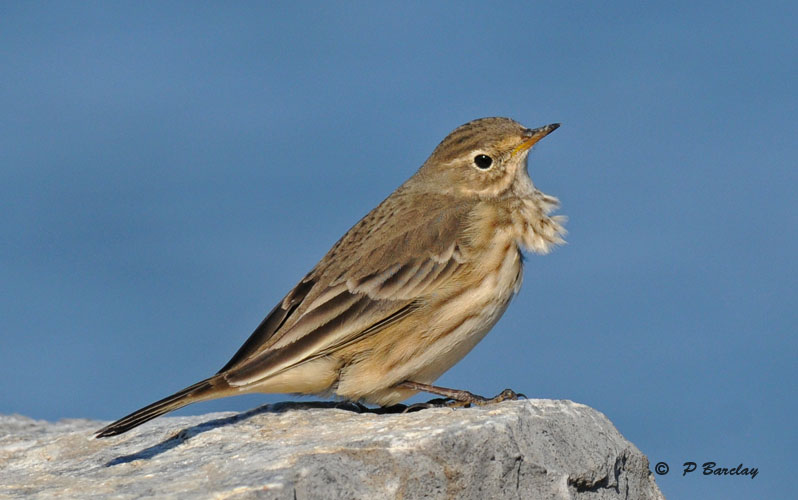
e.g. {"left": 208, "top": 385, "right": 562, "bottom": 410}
{"left": 511, "top": 123, "right": 560, "bottom": 156}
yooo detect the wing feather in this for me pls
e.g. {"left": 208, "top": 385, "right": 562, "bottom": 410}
{"left": 219, "top": 193, "right": 474, "bottom": 386}
{"left": 217, "top": 277, "right": 314, "bottom": 373}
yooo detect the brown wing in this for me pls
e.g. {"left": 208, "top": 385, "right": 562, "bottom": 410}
{"left": 218, "top": 191, "right": 474, "bottom": 385}
{"left": 217, "top": 276, "right": 314, "bottom": 373}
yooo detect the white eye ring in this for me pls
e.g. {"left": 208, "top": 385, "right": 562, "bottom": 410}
{"left": 473, "top": 154, "right": 493, "bottom": 170}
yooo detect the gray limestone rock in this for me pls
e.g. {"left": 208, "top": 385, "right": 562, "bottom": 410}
{"left": 0, "top": 399, "right": 664, "bottom": 499}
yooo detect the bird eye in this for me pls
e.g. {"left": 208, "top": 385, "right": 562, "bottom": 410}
{"left": 473, "top": 154, "right": 493, "bottom": 170}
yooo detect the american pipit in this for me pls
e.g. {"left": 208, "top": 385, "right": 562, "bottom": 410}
{"left": 96, "top": 117, "right": 565, "bottom": 437}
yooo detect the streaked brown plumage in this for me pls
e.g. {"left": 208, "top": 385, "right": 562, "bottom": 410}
{"left": 96, "top": 117, "right": 565, "bottom": 437}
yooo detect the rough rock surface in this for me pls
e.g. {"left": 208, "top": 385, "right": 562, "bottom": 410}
{"left": 0, "top": 399, "right": 663, "bottom": 499}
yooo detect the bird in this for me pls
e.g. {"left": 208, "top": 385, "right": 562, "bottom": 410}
{"left": 95, "top": 117, "right": 565, "bottom": 438}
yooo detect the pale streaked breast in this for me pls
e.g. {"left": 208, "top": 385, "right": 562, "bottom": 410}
{"left": 395, "top": 237, "right": 524, "bottom": 385}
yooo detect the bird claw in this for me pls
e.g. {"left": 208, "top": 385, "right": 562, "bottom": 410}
{"left": 484, "top": 388, "right": 525, "bottom": 404}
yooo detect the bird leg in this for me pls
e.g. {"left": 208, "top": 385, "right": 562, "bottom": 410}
{"left": 398, "top": 381, "right": 525, "bottom": 411}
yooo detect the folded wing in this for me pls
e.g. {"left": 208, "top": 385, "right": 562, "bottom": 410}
{"left": 218, "top": 193, "right": 473, "bottom": 387}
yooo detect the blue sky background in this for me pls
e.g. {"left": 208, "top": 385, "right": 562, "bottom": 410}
{"left": 2, "top": 2, "right": 795, "bottom": 498}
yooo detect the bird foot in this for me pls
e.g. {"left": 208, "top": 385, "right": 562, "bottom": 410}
{"left": 401, "top": 397, "right": 461, "bottom": 413}
{"left": 398, "top": 381, "right": 526, "bottom": 408}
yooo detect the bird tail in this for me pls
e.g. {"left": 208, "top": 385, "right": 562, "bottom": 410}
{"left": 95, "top": 377, "right": 224, "bottom": 438}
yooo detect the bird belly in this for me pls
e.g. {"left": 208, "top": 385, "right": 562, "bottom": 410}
{"left": 248, "top": 355, "right": 341, "bottom": 395}
{"left": 335, "top": 243, "right": 523, "bottom": 405}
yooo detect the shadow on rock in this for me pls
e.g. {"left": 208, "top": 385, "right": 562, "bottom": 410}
{"left": 103, "top": 400, "right": 409, "bottom": 467}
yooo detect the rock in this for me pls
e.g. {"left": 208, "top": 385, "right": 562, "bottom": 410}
{"left": 0, "top": 399, "right": 663, "bottom": 499}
